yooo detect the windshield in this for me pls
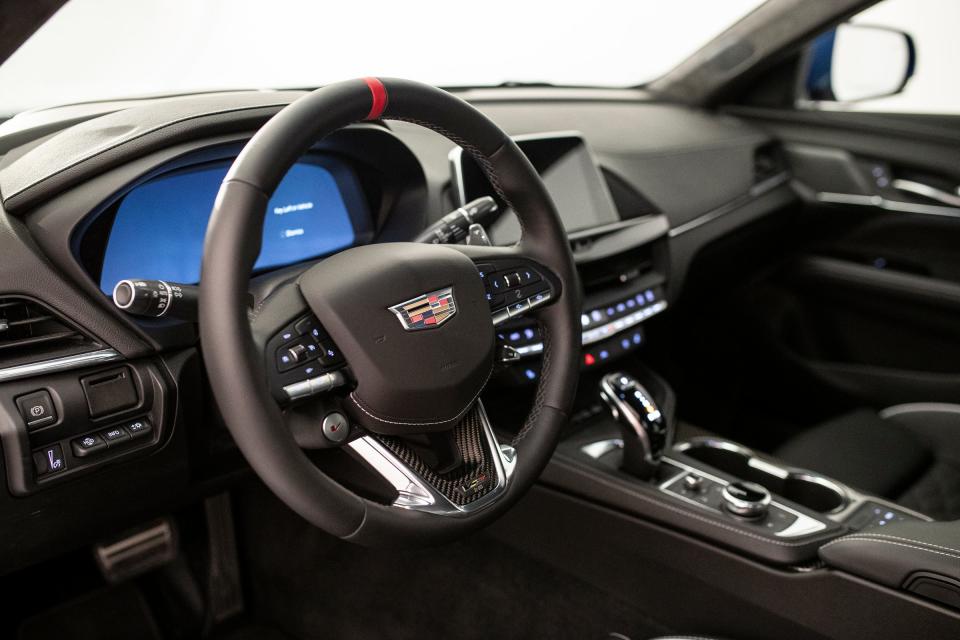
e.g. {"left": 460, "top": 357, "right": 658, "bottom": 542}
{"left": 0, "top": 0, "right": 765, "bottom": 116}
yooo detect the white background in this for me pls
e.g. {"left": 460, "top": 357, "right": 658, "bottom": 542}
{"left": 0, "top": 0, "right": 956, "bottom": 115}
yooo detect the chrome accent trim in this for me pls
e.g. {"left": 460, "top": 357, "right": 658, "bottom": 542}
{"left": 346, "top": 401, "right": 514, "bottom": 516}
{"left": 675, "top": 437, "right": 849, "bottom": 513}
{"left": 879, "top": 402, "right": 960, "bottom": 419}
{"left": 892, "top": 179, "right": 960, "bottom": 208}
{"left": 283, "top": 370, "right": 346, "bottom": 401}
{"left": 668, "top": 172, "right": 790, "bottom": 237}
{"left": 509, "top": 300, "right": 667, "bottom": 358}
{"left": 816, "top": 191, "right": 960, "bottom": 219}
{"left": 721, "top": 482, "right": 772, "bottom": 517}
{"left": 580, "top": 438, "right": 623, "bottom": 459}
{"left": 0, "top": 349, "right": 122, "bottom": 383}
{"left": 112, "top": 280, "right": 136, "bottom": 310}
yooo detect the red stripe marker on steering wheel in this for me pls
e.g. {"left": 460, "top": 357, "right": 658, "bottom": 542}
{"left": 363, "top": 77, "right": 388, "bottom": 120}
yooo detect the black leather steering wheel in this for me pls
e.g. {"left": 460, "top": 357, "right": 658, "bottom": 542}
{"left": 200, "top": 78, "right": 580, "bottom": 545}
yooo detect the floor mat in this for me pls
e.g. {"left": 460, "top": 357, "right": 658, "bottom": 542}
{"left": 19, "top": 583, "right": 161, "bottom": 640}
{"left": 236, "top": 483, "right": 668, "bottom": 640}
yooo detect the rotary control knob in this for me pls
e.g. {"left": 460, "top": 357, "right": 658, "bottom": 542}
{"left": 722, "top": 481, "right": 771, "bottom": 519}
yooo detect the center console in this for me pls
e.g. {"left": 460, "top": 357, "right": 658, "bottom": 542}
{"left": 546, "top": 366, "right": 931, "bottom": 567}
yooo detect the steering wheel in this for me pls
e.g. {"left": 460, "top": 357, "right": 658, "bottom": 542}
{"left": 200, "top": 78, "right": 580, "bottom": 545}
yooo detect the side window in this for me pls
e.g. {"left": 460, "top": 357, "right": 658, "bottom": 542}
{"left": 798, "top": 0, "right": 960, "bottom": 114}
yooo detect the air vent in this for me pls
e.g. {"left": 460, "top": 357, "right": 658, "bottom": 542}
{"left": 753, "top": 143, "right": 786, "bottom": 185}
{"left": 0, "top": 296, "right": 96, "bottom": 362}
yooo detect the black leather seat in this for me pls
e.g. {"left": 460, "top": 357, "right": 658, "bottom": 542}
{"left": 776, "top": 404, "right": 960, "bottom": 520}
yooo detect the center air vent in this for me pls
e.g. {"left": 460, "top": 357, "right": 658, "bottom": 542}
{"left": 0, "top": 296, "right": 96, "bottom": 362}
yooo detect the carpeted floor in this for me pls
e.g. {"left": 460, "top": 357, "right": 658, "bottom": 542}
{"left": 234, "top": 483, "right": 669, "bottom": 640}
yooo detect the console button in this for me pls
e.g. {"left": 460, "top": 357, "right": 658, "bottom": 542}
{"left": 125, "top": 419, "right": 153, "bottom": 439}
{"left": 518, "top": 267, "right": 541, "bottom": 285}
{"left": 16, "top": 390, "right": 56, "bottom": 429}
{"left": 100, "top": 426, "right": 131, "bottom": 445}
{"left": 33, "top": 444, "right": 66, "bottom": 476}
{"left": 72, "top": 433, "right": 107, "bottom": 457}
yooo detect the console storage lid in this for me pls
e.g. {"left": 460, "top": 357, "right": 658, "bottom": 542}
{"left": 820, "top": 520, "right": 960, "bottom": 609}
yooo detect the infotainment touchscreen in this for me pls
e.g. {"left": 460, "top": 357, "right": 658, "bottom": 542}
{"left": 451, "top": 133, "right": 620, "bottom": 245}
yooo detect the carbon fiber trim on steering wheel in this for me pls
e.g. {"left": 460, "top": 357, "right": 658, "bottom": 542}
{"left": 375, "top": 405, "right": 497, "bottom": 506}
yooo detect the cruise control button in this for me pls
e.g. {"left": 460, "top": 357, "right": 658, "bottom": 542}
{"left": 72, "top": 433, "right": 107, "bottom": 457}
{"left": 125, "top": 419, "right": 153, "bottom": 439}
{"left": 317, "top": 341, "right": 344, "bottom": 367}
{"left": 33, "top": 444, "right": 66, "bottom": 476}
{"left": 100, "top": 426, "right": 130, "bottom": 445}
{"left": 506, "top": 299, "right": 530, "bottom": 318}
{"left": 16, "top": 390, "right": 56, "bottom": 430}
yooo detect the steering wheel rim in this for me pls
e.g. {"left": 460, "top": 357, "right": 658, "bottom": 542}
{"left": 200, "top": 77, "right": 580, "bottom": 545}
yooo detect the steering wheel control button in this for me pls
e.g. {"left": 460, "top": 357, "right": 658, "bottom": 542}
{"left": 33, "top": 444, "right": 66, "bottom": 477}
{"left": 722, "top": 481, "right": 772, "bottom": 519}
{"left": 283, "top": 370, "right": 347, "bottom": 401}
{"left": 322, "top": 412, "right": 350, "bottom": 443}
{"left": 71, "top": 433, "right": 107, "bottom": 457}
{"left": 126, "top": 419, "right": 153, "bottom": 439}
{"left": 100, "top": 426, "right": 131, "bottom": 446}
{"left": 317, "top": 341, "right": 344, "bottom": 367}
{"left": 502, "top": 272, "right": 522, "bottom": 288}
{"left": 16, "top": 390, "right": 57, "bottom": 429}
{"left": 294, "top": 316, "right": 323, "bottom": 339}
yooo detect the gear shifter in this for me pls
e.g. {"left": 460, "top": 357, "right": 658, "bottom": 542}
{"left": 600, "top": 372, "right": 674, "bottom": 479}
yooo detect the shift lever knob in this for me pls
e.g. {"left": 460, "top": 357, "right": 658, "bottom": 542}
{"left": 600, "top": 372, "right": 673, "bottom": 479}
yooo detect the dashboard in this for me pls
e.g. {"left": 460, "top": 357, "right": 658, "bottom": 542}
{"left": 0, "top": 87, "right": 795, "bottom": 572}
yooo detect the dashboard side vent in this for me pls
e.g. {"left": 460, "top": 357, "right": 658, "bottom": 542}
{"left": 753, "top": 143, "right": 786, "bottom": 185}
{"left": 0, "top": 296, "right": 95, "bottom": 360}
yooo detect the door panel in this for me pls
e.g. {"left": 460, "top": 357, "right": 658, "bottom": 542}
{"left": 734, "top": 109, "right": 960, "bottom": 406}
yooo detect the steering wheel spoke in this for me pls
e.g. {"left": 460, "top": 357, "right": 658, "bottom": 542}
{"left": 347, "top": 401, "right": 516, "bottom": 515}
{"left": 250, "top": 282, "right": 351, "bottom": 404}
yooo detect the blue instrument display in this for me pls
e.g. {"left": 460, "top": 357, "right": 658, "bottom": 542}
{"left": 98, "top": 157, "right": 370, "bottom": 294}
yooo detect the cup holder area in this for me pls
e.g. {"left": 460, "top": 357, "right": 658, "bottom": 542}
{"left": 677, "top": 438, "right": 847, "bottom": 514}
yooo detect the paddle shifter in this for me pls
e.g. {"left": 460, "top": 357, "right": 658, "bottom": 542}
{"left": 600, "top": 372, "right": 674, "bottom": 479}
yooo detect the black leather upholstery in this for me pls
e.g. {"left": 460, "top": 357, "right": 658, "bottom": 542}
{"left": 820, "top": 519, "right": 960, "bottom": 590}
{"left": 777, "top": 404, "right": 960, "bottom": 520}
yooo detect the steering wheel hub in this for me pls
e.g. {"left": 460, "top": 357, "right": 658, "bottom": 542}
{"left": 299, "top": 243, "right": 494, "bottom": 435}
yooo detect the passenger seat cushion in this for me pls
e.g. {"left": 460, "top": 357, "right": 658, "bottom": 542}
{"left": 882, "top": 405, "right": 960, "bottom": 521}
{"left": 775, "top": 409, "right": 931, "bottom": 497}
